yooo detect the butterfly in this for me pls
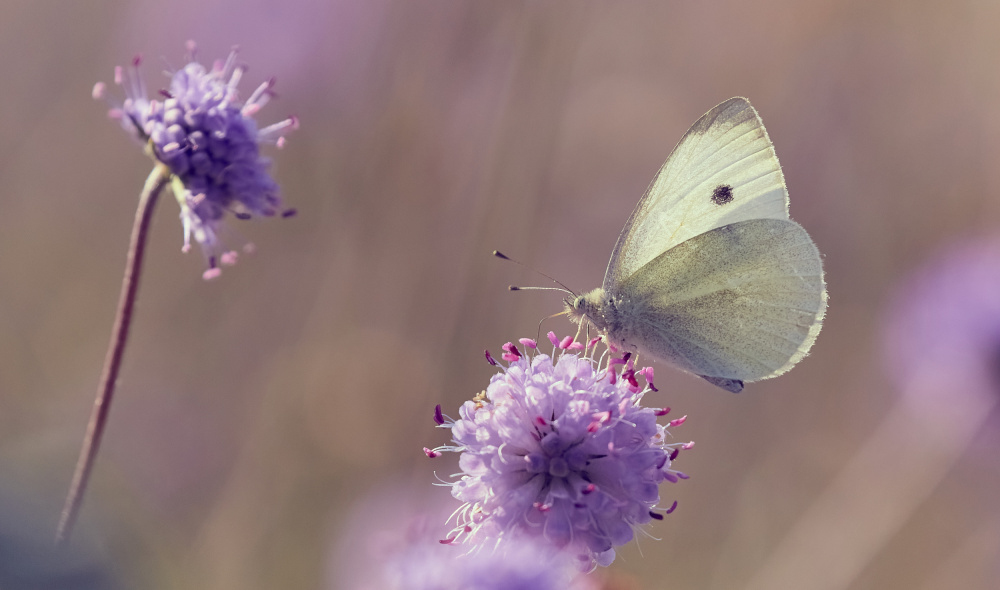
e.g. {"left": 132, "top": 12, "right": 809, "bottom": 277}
{"left": 566, "top": 97, "right": 827, "bottom": 393}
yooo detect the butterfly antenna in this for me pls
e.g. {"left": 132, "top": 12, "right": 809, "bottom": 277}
{"left": 493, "top": 250, "right": 576, "bottom": 296}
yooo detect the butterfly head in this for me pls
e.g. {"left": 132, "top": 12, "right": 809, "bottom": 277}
{"left": 565, "top": 288, "right": 608, "bottom": 331}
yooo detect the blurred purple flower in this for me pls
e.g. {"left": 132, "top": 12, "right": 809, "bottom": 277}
{"left": 327, "top": 486, "right": 593, "bottom": 590}
{"left": 427, "top": 334, "right": 692, "bottom": 569}
{"left": 94, "top": 41, "right": 297, "bottom": 279}
{"left": 381, "top": 537, "right": 591, "bottom": 590}
{"left": 882, "top": 235, "right": 1000, "bottom": 402}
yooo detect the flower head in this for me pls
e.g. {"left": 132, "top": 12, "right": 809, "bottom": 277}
{"left": 327, "top": 486, "right": 593, "bottom": 590}
{"left": 883, "top": 235, "right": 1000, "bottom": 403}
{"left": 428, "top": 333, "right": 692, "bottom": 569}
{"left": 381, "top": 536, "right": 593, "bottom": 590}
{"left": 94, "top": 41, "right": 298, "bottom": 279}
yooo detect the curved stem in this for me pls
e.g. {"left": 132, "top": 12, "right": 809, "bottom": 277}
{"left": 55, "top": 165, "right": 171, "bottom": 546}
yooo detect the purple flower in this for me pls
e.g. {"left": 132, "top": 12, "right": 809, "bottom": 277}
{"left": 883, "top": 235, "right": 1000, "bottom": 402}
{"left": 381, "top": 538, "right": 593, "bottom": 590}
{"left": 327, "top": 487, "right": 593, "bottom": 590}
{"left": 428, "top": 333, "right": 693, "bottom": 569}
{"left": 94, "top": 41, "right": 297, "bottom": 279}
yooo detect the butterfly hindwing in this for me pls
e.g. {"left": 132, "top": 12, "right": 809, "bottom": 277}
{"left": 609, "top": 218, "right": 826, "bottom": 382}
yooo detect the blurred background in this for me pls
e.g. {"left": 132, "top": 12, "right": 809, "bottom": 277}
{"left": 1, "top": 0, "right": 999, "bottom": 588}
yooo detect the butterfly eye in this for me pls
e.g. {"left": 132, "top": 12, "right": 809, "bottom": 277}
{"left": 574, "top": 297, "right": 585, "bottom": 311}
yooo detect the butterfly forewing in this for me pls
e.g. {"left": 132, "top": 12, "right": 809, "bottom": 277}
{"left": 604, "top": 97, "right": 790, "bottom": 291}
{"left": 610, "top": 218, "right": 826, "bottom": 382}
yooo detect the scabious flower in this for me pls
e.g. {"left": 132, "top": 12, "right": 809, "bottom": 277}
{"left": 380, "top": 535, "right": 592, "bottom": 590}
{"left": 327, "top": 487, "right": 593, "bottom": 590}
{"left": 883, "top": 235, "right": 1000, "bottom": 403}
{"left": 427, "top": 333, "right": 693, "bottom": 569}
{"left": 94, "top": 41, "right": 298, "bottom": 279}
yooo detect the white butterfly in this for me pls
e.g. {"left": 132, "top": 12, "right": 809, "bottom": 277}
{"left": 567, "top": 97, "right": 827, "bottom": 393}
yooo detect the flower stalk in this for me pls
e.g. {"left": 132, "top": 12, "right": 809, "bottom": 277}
{"left": 57, "top": 42, "right": 296, "bottom": 544}
{"left": 55, "top": 164, "right": 171, "bottom": 546}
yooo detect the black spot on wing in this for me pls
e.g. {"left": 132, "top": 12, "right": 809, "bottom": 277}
{"left": 711, "top": 184, "right": 734, "bottom": 205}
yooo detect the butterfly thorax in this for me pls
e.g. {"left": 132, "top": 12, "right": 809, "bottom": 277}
{"left": 565, "top": 288, "right": 633, "bottom": 349}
